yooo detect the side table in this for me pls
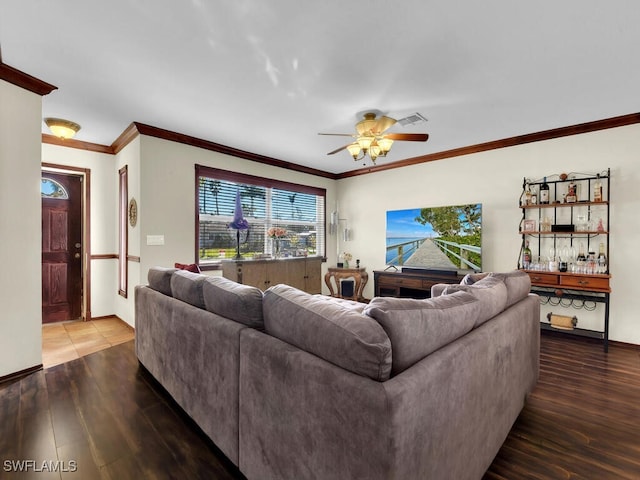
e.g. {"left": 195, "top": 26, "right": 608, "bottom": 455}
{"left": 324, "top": 267, "right": 368, "bottom": 302}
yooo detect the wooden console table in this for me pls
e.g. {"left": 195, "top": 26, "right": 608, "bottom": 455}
{"left": 374, "top": 269, "right": 465, "bottom": 299}
{"left": 325, "top": 267, "right": 368, "bottom": 301}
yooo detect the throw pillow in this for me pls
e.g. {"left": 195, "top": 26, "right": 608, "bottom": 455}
{"left": 174, "top": 262, "right": 201, "bottom": 273}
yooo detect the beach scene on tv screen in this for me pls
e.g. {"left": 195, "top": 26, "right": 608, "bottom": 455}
{"left": 386, "top": 203, "right": 482, "bottom": 271}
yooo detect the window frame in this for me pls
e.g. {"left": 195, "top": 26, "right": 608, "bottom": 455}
{"left": 118, "top": 165, "right": 128, "bottom": 297}
{"left": 195, "top": 164, "right": 327, "bottom": 268}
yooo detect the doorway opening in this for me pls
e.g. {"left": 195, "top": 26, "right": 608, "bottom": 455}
{"left": 41, "top": 165, "right": 91, "bottom": 323}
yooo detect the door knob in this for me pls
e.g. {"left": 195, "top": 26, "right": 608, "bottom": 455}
{"left": 74, "top": 253, "right": 81, "bottom": 259}
{"left": 75, "top": 243, "right": 81, "bottom": 248}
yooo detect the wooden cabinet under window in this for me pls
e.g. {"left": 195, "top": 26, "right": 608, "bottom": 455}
{"left": 221, "top": 257, "right": 323, "bottom": 293}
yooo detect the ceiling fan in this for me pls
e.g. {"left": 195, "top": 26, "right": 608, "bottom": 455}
{"left": 318, "top": 112, "right": 429, "bottom": 164}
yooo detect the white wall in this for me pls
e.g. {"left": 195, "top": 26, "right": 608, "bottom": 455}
{"left": 135, "top": 135, "right": 338, "bottom": 292}
{"left": 337, "top": 123, "right": 640, "bottom": 345}
{"left": 41, "top": 143, "right": 118, "bottom": 319}
{"left": 0, "top": 80, "right": 43, "bottom": 376}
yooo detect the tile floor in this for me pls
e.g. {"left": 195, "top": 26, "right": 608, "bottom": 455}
{"left": 42, "top": 316, "right": 135, "bottom": 368}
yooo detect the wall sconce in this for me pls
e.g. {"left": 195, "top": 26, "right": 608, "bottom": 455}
{"left": 44, "top": 117, "right": 81, "bottom": 140}
{"left": 330, "top": 210, "right": 350, "bottom": 241}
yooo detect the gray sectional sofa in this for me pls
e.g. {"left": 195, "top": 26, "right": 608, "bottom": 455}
{"left": 135, "top": 268, "right": 539, "bottom": 480}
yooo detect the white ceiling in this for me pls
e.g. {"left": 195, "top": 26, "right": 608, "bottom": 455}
{"left": 2, "top": 1, "right": 640, "bottom": 174}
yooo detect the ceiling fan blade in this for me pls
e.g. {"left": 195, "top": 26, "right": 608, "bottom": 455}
{"left": 374, "top": 115, "right": 397, "bottom": 134}
{"left": 327, "top": 144, "right": 352, "bottom": 155}
{"left": 383, "top": 133, "right": 429, "bottom": 142}
{"left": 318, "top": 133, "right": 355, "bottom": 137}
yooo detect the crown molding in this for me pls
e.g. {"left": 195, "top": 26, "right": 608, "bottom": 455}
{"left": 42, "top": 133, "right": 114, "bottom": 154}
{"left": 339, "top": 112, "right": 640, "bottom": 179}
{"left": 39, "top": 112, "right": 640, "bottom": 180}
{"left": 0, "top": 62, "right": 57, "bottom": 96}
{"left": 127, "top": 122, "right": 339, "bottom": 180}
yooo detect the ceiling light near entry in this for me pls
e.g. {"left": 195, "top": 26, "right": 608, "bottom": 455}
{"left": 44, "top": 117, "right": 81, "bottom": 140}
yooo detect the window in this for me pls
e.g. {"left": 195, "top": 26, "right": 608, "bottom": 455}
{"left": 196, "top": 165, "right": 326, "bottom": 265}
{"left": 41, "top": 177, "right": 69, "bottom": 199}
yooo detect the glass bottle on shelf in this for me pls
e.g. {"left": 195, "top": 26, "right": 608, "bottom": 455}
{"left": 530, "top": 185, "right": 538, "bottom": 205}
{"left": 597, "top": 242, "right": 607, "bottom": 274}
{"left": 587, "top": 252, "right": 597, "bottom": 274}
{"left": 540, "top": 177, "right": 550, "bottom": 204}
{"left": 576, "top": 242, "right": 587, "bottom": 272}
{"left": 593, "top": 174, "right": 603, "bottom": 202}
{"left": 522, "top": 240, "right": 532, "bottom": 269}
{"left": 566, "top": 180, "right": 577, "bottom": 203}
{"left": 524, "top": 184, "right": 532, "bottom": 206}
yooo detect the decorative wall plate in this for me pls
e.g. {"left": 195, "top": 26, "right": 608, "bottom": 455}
{"left": 128, "top": 197, "right": 138, "bottom": 227}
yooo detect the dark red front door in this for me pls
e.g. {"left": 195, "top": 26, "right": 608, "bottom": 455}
{"left": 42, "top": 172, "right": 83, "bottom": 323}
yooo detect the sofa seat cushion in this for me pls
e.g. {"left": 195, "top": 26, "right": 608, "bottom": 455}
{"left": 263, "top": 285, "right": 392, "bottom": 381}
{"left": 364, "top": 291, "right": 480, "bottom": 375}
{"left": 148, "top": 267, "right": 178, "bottom": 296}
{"left": 203, "top": 276, "right": 264, "bottom": 329}
{"left": 170, "top": 270, "right": 207, "bottom": 309}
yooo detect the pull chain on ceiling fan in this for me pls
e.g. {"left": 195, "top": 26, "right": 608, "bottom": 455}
{"left": 319, "top": 112, "right": 429, "bottom": 165}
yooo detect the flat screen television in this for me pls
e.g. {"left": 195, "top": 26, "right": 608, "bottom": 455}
{"left": 385, "top": 203, "right": 482, "bottom": 272}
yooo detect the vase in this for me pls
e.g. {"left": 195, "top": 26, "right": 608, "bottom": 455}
{"left": 273, "top": 239, "right": 281, "bottom": 258}
{"left": 344, "top": 260, "right": 349, "bottom": 268}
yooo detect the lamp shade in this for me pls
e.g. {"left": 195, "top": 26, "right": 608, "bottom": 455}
{"left": 346, "top": 143, "right": 361, "bottom": 159}
{"left": 356, "top": 135, "right": 373, "bottom": 151}
{"left": 44, "top": 118, "right": 81, "bottom": 139}
{"left": 378, "top": 137, "right": 394, "bottom": 154}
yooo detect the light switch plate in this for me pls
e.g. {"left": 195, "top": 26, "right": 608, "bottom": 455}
{"left": 146, "top": 235, "right": 165, "bottom": 246}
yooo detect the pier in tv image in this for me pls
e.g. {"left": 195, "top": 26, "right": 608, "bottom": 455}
{"left": 386, "top": 203, "right": 482, "bottom": 272}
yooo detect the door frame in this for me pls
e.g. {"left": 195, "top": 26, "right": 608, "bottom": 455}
{"left": 42, "top": 163, "right": 92, "bottom": 321}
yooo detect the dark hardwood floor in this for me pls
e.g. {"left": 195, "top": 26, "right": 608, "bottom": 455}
{"left": 0, "top": 332, "right": 639, "bottom": 479}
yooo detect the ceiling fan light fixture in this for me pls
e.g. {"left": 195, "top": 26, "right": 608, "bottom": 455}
{"left": 356, "top": 113, "right": 377, "bottom": 136}
{"left": 356, "top": 135, "right": 373, "bottom": 151}
{"left": 44, "top": 117, "right": 81, "bottom": 140}
{"left": 320, "top": 111, "right": 428, "bottom": 166}
{"left": 346, "top": 143, "right": 361, "bottom": 159}
{"left": 378, "top": 137, "right": 394, "bottom": 155}
{"left": 370, "top": 144, "right": 381, "bottom": 160}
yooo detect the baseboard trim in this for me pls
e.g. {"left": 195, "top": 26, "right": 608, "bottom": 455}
{"left": 0, "top": 364, "right": 43, "bottom": 384}
{"left": 90, "top": 314, "right": 135, "bottom": 330}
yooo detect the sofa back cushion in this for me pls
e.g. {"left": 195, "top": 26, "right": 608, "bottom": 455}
{"left": 440, "top": 273, "right": 509, "bottom": 327}
{"left": 170, "top": 269, "right": 207, "bottom": 309}
{"left": 203, "top": 276, "right": 264, "bottom": 329}
{"left": 364, "top": 291, "right": 480, "bottom": 375}
{"left": 498, "top": 270, "right": 531, "bottom": 308}
{"left": 263, "top": 285, "right": 392, "bottom": 382}
{"left": 148, "top": 267, "right": 177, "bottom": 296}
